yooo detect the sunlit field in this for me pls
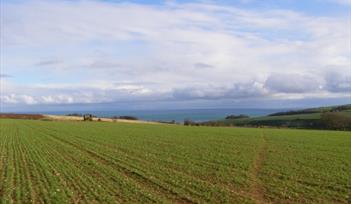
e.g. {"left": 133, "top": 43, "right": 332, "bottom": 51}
{"left": 0, "top": 119, "right": 350, "bottom": 203}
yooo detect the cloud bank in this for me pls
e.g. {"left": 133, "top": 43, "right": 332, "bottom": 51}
{"left": 0, "top": 0, "right": 350, "bottom": 109}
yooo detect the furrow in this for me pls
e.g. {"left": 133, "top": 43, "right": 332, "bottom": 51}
{"left": 41, "top": 130, "right": 161, "bottom": 203}
{"left": 43, "top": 125, "right": 232, "bottom": 203}
{"left": 41, "top": 125, "right": 195, "bottom": 203}
{"left": 60, "top": 128, "right": 247, "bottom": 202}
{"left": 25, "top": 123, "right": 144, "bottom": 203}
{"left": 22, "top": 123, "right": 103, "bottom": 204}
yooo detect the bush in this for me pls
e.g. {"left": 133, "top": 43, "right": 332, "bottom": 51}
{"left": 111, "top": 116, "right": 138, "bottom": 120}
{"left": 330, "top": 105, "right": 351, "bottom": 112}
{"left": 321, "top": 112, "right": 351, "bottom": 130}
{"left": 66, "top": 113, "right": 82, "bottom": 117}
{"left": 83, "top": 114, "right": 93, "bottom": 121}
{"left": 225, "top": 114, "right": 249, "bottom": 120}
{"left": 184, "top": 119, "right": 197, "bottom": 126}
{"left": 269, "top": 110, "right": 317, "bottom": 116}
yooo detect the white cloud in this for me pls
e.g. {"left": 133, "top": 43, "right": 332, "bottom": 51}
{"left": 1, "top": 94, "right": 38, "bottom": 105}
{"left": 0, "top": 0, "right": 350, "bottom": 106}
{"left": 0, "top": 79, "right": 160, "bottom": 105}
{"left": 329, "top": 0, "right": 351, "bottom": 5}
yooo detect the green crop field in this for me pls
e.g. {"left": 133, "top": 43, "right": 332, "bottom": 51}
{"left": 0, "top": 119, "right": 350, "bottom": 203}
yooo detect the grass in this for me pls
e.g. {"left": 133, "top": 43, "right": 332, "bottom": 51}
{"left": 0, "top": 119, "right": 350, "bottom": 203}
{"left": 205, "top": 104, "right": 351, "bottom": 130}
{"left": 212, "top": 110, "right": 351, "bottom": 129}
{"left": 212, "top": 113, "right": 323, "bottom": 129}
{"left": 220, "top": 113, "right": 321, "bottom": 124}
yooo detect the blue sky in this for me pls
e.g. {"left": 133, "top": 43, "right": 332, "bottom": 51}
{"left": 100, "top": 0, "right": 350, "bottom": 15}
{"left": 1, "top": 0, "right": 350, "bottom": 111}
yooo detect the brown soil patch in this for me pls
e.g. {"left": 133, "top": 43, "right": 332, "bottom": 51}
{"left": 0, "top": 114, "right": 44, "bottom": 120}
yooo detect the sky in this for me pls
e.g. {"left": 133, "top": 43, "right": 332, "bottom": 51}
{"left": 0, "top": 0, "right": 350, "bottom": 111}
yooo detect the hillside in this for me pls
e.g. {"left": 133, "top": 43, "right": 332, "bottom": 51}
{"left": 201, "top": 104, "right": 351, "bottom": 130}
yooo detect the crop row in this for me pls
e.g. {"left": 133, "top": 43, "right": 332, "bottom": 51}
{"left": 0, "top": 119, "right": 350, "bottom": 203}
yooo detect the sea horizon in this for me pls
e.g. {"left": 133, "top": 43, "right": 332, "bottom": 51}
{"left": 4, "top": 108, "right": 292, "bottom": 122}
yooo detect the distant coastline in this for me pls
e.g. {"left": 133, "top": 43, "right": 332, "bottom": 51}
{"left": 2, "top": 104, "right": 350, "bottom": 130}
{"left": 2, "top": 108, "right": 290, "bottom": 123}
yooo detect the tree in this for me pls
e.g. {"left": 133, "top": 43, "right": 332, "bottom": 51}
{"left": 320, "top": 112, "right": 351, "bottom": 130}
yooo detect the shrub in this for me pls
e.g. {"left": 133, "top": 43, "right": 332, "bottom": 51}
{"left": 111, "top": 116, "right": 138, "bottom": 120}
{"left": 225, "top": 114, "right": 249, "bottom": 120}
{"left": 184, "top": 119, "right": 196, "bottom": 126}
{"left": 118, "top": 116, "right": 138, "bottom": 120}
{"left": 66, "top": 113, "right": 82, "bottom": 117}
{"left": 330, "top": 105, "right": 351, "bottom": 112}
{"left": 269, "top": 110, "right": 317, "bottom": 116}
{"left": 321, "top": 112, "right": 351, "bottom": 130}
{"left": 83, "top": 114, "right": 93, "bottom": 121}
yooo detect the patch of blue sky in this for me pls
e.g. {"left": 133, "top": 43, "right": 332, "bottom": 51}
{"left": 2, "top": 63, "right": 90, "bottom": 85}
{"left": 1, "top": 52, "right": 78, "bottom": 85}
{"left": 217, "top": 0, "right": 349, "bottom": 15}
{"left": 98, "top": 0, "right": 350, "bottom": 16}
{"left": 2, "top": 0, "right": 349, "bottom": 16}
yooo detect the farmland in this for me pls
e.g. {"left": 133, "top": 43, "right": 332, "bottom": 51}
{"left": 0, "top": 119, "right": 350, "bottom": 203}
{"left": 202, "top": 104, "right": 351, "bottom": 130}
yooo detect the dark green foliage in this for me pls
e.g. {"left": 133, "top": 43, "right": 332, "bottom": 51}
{"left": 268, "top": 109, "right": 318, "bottom": 116}
{"left": 203, "top": 104, "right": 351, "bottom": 130}
{"left": 119, "top": 116, "right": 138, "bottom": 120}
{"left": 184, "top": 119, "right": 194, "bottom": 126}
{"left": 184, "top": 119, "right": 201, "bottom": 126}
{"left": 330, "top": 104, "right": 351, "bottom": 112}
{"left": 269, "top": 104, "right": 351, "bottom": 116}
{"left": 225, "top": 114, "right": 249, "bottom": 119}
{"left": 83, "top": 114, "right": 93, "bottom": 121}
{"left": 321, "top": 112, "right": 351, "bottom": 130}
{"left": 66, "top": 113, "right": 82, "bottom": 117}
{"left": 111, "top": 116, "right": 138, "bottom": 120}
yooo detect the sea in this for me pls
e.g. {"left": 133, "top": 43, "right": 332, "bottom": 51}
{"left": 27, "top": 108, "right": 289, "bottom": 122}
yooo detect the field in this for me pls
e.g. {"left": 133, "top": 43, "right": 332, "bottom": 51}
{"left": 208, "top": 110, "right": 351, "bottom": 130}
{"left": 0, "top": 119, "right": 350, "bottom": 203}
